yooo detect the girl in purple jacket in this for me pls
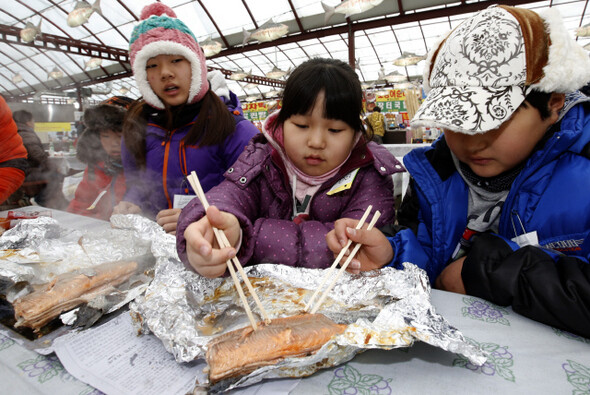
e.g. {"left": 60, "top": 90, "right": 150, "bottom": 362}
{"left": 177, "top": 58, "right": 405, "bottom": 277}
{"left": 113, "top": 3, "right": 258, "bottom": 233}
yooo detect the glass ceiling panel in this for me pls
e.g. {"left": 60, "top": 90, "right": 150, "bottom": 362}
{"left": 290, "top": 0, "right": 322, "bottom": 17}
{"left": 1, "top": 0, "right": 588, "bottom": 104}
{"left": 200, "top": 0, "right": 251, "bottom": 38}
{"left": 1, "top": 3, "right": 29, "bottom": 20}
{"left": 247, "top": 0, "right": 294, "bottom": 25}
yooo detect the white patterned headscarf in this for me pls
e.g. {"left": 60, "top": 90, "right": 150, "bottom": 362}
{"left": 411, "top": 5, "right": 590, "bottom": 134}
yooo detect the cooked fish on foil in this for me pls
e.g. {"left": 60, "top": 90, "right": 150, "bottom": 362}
{"left": 130, "top": 261, "right": 487, "bottom": 393}
{"left": 0, "top": 215, "right": 157, "bottom": 341}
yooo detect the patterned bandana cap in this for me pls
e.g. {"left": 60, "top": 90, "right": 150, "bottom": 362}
{"left": 411, "top": 5, "right": 590, "bottom": 134}
{"left": 129, "top": 3, "right": 209, "bottom": 109}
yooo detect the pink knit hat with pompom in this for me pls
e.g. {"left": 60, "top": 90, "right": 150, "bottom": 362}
{"left": 129, "top": 3, "right": 209, "bottom": 109}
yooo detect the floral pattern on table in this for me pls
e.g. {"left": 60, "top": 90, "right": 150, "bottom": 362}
{"left": 562, "top": 359, "right": 590, "bottom": 395}
{"left": 553, "top": 328, "right": 590, "bottom": 344}
{"left": 328, "top": 364, "right": 393, "bottom": 395}
{"left": 453, "top": 337, "right": 515, "bottom": 382}
{"left": 461, "top": 297, "right": 510, "bottom": 326}
{"left": 18, "top": 354, "right": 76, "bottom": 384}
{"left": 0, "top": 332, "right": 15, "bottom": 351}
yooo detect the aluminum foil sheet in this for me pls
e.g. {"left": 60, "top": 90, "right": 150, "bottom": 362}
{"left": 131, "top": 253, "right": 488, "bottom": 392}
{"left": 0, "top": 214, "right": 160, "bottom": 346}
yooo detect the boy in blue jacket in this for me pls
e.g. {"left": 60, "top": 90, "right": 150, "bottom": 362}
{"left": 327, "top": 5, "right": 590, "bottom": 338}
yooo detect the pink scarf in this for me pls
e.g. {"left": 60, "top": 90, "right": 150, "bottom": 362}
{"left": 262, "top": 111, "right": 360, "bottom": 205}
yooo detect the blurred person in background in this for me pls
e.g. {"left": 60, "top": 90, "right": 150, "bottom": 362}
{"left": 0, "top": 95, "right": 28, "bottom": 209}
{"left": 67, "top": 96, "right": 133, "bottom": 220}
{"left": 11, "top": 109, "right": 68, "bottom": 209}
{"left": 365, "top": 106, "right": 385, "bottom": 144}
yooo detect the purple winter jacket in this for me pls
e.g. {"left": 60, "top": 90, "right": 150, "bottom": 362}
{"left": 176, "top": 134, "right": 405, "bottom": 271}
{"left": 121, "top": 92, "right": 259, "bottom": 219}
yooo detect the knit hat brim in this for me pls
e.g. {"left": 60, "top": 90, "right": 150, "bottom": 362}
{"left": 133, "top": 40, "right": 208, "bottom": 109}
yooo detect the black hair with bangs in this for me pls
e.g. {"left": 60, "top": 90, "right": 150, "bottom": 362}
{"left": 273, "top": 58, "right": 369, "bottom": 139}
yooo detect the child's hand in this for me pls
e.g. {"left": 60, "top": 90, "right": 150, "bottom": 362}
{"left": 326, "top": 218, "right": 394, "bottom": 274}
{"left": 113, "top": 201, "right": 141, "bottom": 215}
{"left": 184, "top": 206, "right": 240, "bottom": 278}
{"left": 434, "top": 257, "right": 466, "bottom": 294}
{"left": 156, "top": 208, "right": 181, "bottom": 235}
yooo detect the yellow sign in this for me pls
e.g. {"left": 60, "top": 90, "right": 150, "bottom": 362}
{"left": 35, "top": 122, "right": 72, "bottom": 133}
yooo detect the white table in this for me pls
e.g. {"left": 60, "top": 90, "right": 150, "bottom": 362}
{"left": 2, "top": 207, "right": 589, "bottom": 394}
{"left": 1, "top": 287, "right": 588, "bottom": 394}
{"left": 0, "top": 207, "right": 110, "bottom": 394}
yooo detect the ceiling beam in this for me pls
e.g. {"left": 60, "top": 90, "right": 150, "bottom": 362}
{"left": 0, "top": 24, "right": 129, "bottom": 63}
{"left": 6, "top": 65, "right": 285, "bottom": 102}
{"left": 211, "top": 0, "right": 538, "bottom": 58}
{"left": 5, "top": 69, "right": 133, "bottom": 101}
{"left": 208, "top": 66, "right": 286, "bottom": 88}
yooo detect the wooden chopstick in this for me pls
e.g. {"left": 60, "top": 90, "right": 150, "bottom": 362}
{"left": 304, "top": 205, "right": 374, "bottom": 312}
{"left": 308, "top": 210, "right": 382, "bottom": 315}
{"left": 186, "top": 171, "right": 271, "bottom": 328}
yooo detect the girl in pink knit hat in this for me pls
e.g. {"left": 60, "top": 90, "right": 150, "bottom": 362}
{"left": 113, "top": 3, "right": 258, "bottom": 234}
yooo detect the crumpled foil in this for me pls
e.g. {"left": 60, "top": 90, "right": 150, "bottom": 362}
{"left": 131, "top": 247, "right": 488, "bottom": 392}
{"left": 0, "top": 215, "right": 161, "bottom": 345}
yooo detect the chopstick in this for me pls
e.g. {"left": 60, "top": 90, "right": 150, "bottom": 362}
{"left": 304, "top": 205, "right": 373, "bottom": 312}
{"left": 307, "top": 208, "right": 382, "bottom": 315}
{"left": 186, "top": 171, "right": 270, "bottom": 330}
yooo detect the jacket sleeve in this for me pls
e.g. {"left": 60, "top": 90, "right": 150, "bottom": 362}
{"left": 20, "top": 131, "right": 47, "bottom": 169}
{"left": 66, "top": 168, "right": 100, "bottom": 218}
{"left": 247, "top": 166, "right": 396, "bottom": 269}
{"left": 222, "top": 120, "right": 259, "bottom": 168}
{"left": 462, "top": 232, "right": 590, "bottom": 338}
{"left": 175, "top": 176, "right": 262, "bottom": 271}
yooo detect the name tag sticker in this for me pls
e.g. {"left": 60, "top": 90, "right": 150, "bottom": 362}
{"left": 173, "top": 194, "right": 196, "bottom": 209}
{"left": 327, "top": 169, "right": 360, "bottom": 196}
{"left": 511, "top": 230, "right": 539, "bottom": 247}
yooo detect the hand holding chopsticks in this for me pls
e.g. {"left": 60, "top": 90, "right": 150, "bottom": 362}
{"left": 186, "top": 171, "right": 270, "bottom": 330}
{"left": 306, "top": 206, "right": 381, "bottom": 314}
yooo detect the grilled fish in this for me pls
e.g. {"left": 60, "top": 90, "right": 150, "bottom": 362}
{"left": 13, "top": 258, "right": 139, "bottom": 332}
{"left": 206, "top": 313, "right": 346, "bottom": 383}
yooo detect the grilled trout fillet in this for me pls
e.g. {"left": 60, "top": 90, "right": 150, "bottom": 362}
{"left": 206, "top": 313, "right": 347, "bottom": 383}
{"left": 13, "top": 259, "right": 139, "bottom": 332}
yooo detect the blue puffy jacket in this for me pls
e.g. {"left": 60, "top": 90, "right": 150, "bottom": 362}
{"left": 387, "top": 96, "right": 590, "bottom": 337}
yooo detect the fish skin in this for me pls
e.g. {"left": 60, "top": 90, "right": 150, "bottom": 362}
{"left": 229, "top": 69, "right": 251, "bottom": 81}
{"left": 84, "top": 57, "right": 102, "bottom": 70}
{"left": 48, "top": 67, "right": 63, "bottom": 80}
{"left": 577, "top": 24, "right": 590, "bottom": 37}
{"left": 265, "top": 66, "right": 289, "bottom": 79}
{"left": 67, "top": 0, "right": 103, "bottom": 27}
{"left": 200, "top": 37, "right": 223, "bottom": 57}
{"left": 12, "top": 73, "right": 23, "bottom": 84}
{"left": 13, "top": 259, "right": 139, "bottom": 332}
{"left": 379, "top": 68, "right": 406, "bottom": 83}
{"left": 206, "top": 313, "right": 347, "bottom": 383}
{"left": 322, "top": 0, "right": 384, "bottom": 23}
{"left": 20, "top": 20, "right": 42, "bottom": 43}
{"left": 242, "top": 20, "right": 288, "bottom": 46}
{"left": 392, "top": 52, "right": 426, "bottom": 66}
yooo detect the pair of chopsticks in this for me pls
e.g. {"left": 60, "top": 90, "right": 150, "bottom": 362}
{"left": 305, "top": 205, "right": 381, "bottom": 314}
{"left": 186, "top": 171, "right": 271, "bottom": 330}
